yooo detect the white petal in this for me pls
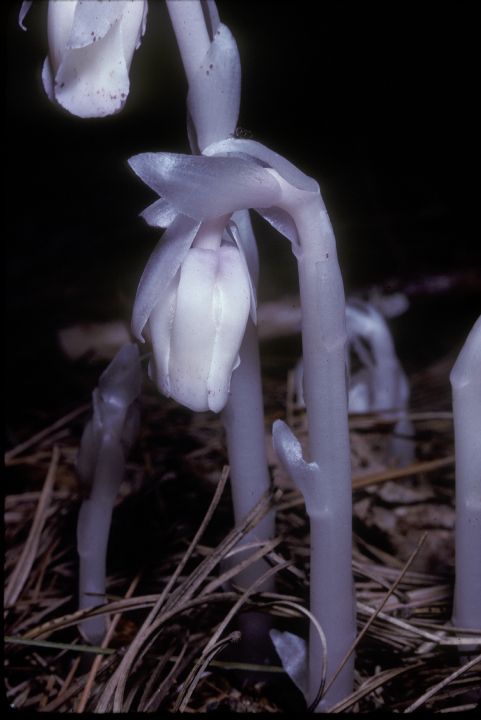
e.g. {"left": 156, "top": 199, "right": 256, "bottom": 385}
{"left": 148, "top": 272, "right": 180, "bottom": 400}
{"left": 132, "top": 215, "right": 201, "bottom": 341}
{"left": 169, "top": 248, "right": 219, "bottom": 412}
{"left": 206, "top": 245, "right": 251, "bottom": 412}
{"left": 41, "top": 56, "right": 55, "bottom": 101}
{"left": 188, "top": 23, "right": 241, "bottom": 152}
{"left": 128, "top": 152, "right": 282, "bottom": 221}
{"left": 140, "top": 198, "right": 178, "bottom": 228}
{"left": 225, "top": 218, "right": 257, "bottom": 324}
{"left": 68, "top": 0, "right": 128, "bottom": 48}
{"left": 230, "top": 209, "right": 259, "bottom": 287}
{"left": 52, "top": 1, "right": 144, "bottom": 118}
{"left": 255, "top": 206, "right": 300, "bottom": 252}
{"left": 203, "top": 138, "right": 319, "bottom": 192}
{"left": 47, "top": 0, "right": 77, "bottom": 72}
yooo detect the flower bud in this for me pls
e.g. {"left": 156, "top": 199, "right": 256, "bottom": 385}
{"left": 148, "top": 244, "right": 251, "bottom": 413}
{"left": 42, "top": 0, "right": 147, "bottom": 118}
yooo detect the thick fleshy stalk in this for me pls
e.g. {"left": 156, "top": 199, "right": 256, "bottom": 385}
{"left": 272, "top": 176, "right": 355, "bottom": 710}
{"left": 166, "top": 0, "right": 274, "bottom": 600}
{"left": 450, "top": 315, "right": 481, "bottom": 635}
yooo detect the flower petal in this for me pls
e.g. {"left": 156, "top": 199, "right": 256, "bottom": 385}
{"left": 187, "top": 23, "right": 241, "bottom": 152}
{"left": 128, "top": 152, "right": 282, "bottom": 221}
{"left": 140, "top": 198, "right": 178, "bottom": 228}
{"left": 203, "top": 138, "right": 319, "bottom": 192}
{"left": 206, "top": 245, "right": 251, "bottom": 412}
{"left": 132, "top": 214, "right": 201, "bottom": 341}
{"left": 53, "top": 2, "right": 145, "bottom": 118}
{"left": 167, "top": 248, "right": 220, "bottom": 412}
{"left": 230, "top": 210, "right": 259, "bottom": 287}
{"left": 68, "top": 0, "right": 128, "bottom": 48}
{"left": 255, "top": 206, "right": 300, "bottom": 253}
{"left": 226, "top": 217, "right": 257, "bottom": 324}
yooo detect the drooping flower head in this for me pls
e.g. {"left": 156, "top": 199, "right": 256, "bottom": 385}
{"left": 20, "top": 0, "right": 148, "bottom": 118}
{"left": 128, "top": 139, "right": 320, "bottom": 413}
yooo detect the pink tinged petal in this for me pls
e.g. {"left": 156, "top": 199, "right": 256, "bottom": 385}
{"left": 140, "top": 198, "right": 178, "bottom": 228}
{"left": 206, "top": 246, "right": 251, "bottom": 412}
{"left": 203, "top": 138, "right": 319, "bottom": 193}
{"left": 128, "top": 153, "right": 282, "bottom": 221}
{"left": 187, "top": 23, "right": 241, "bottom": 152}
{"left": 132, "top": 215, "right": 201, "bottom": 342}
{"left": 18, "top": 1, "right": 33, "bottom": 30}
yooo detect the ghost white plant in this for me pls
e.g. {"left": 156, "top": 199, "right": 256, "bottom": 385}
{"left": 294, "top": 297, "right": 414, "bottom": 465}
{"left": 76, "top": 344, "right": 141, "bottom": 644}
{"left": 20, "top": 0, "right": 147, "bottom": 118}
{"left": 450, "top": 314, "right": 481, "bottom": 635}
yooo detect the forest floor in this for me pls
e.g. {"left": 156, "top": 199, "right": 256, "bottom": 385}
{"left": 4, "top": 291, "right": 481, "bottom": 713}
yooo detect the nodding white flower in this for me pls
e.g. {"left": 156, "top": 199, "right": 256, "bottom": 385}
{"left": 20, "top": 0, "right": 147, "bottom": 118}
{"left": 128, "top": 140, "right": 319, "bottom": 413}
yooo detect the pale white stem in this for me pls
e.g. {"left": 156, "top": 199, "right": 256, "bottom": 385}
{"left": 166, "top": 0, "right": 211, "bottom": 85}
{"left": 270, "top": 172, "right": 355, "bottom": 710}
{"left": 222, "top": 318, "right": 276, "bottom": 665}
{"left": 77, "top": 436, "right": 125, "bottom": 644}
{"left": 450, "top": 315, "right": 481, "bottom": 633}
{"left": 295, "top": 199, "right": 355, "bottom": 711}
{"left": 222, "top": 319, "right": 274, "bottom": 592}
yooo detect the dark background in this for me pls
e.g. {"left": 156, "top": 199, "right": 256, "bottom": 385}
{"left": 5, "top": 0, "right": 480, "bottom": 441}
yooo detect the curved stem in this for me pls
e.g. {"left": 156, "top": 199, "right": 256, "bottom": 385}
{"left": 293, "top": 196, "right": 355, "bottom": 710}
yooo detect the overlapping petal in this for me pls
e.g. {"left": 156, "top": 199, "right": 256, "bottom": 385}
{"left": 132, "top": 214, "right": 202, "bottom": 342}
{"left": 203, "top": 138, "right": 319, "bottom": 193}
{"left": 128, "top": 152, "right": 282, "bottom": 221}
{"left": 40, "top": 0, "right": 147, "bottom": 118}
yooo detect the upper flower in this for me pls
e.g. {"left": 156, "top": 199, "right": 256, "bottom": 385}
{"left": 20, "top": 0, "right": 148, "bottom": 118}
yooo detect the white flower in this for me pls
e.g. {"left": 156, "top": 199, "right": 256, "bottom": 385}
{"left": 128, "top": 141, "right": 319, "bottom": 413}
{"left": 148, "top": 234, "right": 251, "bottom": 412}
{"left": 21, "top": 0, "right": 147, "bottom": 118}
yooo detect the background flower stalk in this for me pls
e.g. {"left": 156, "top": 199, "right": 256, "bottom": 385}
{"left": 450, "top": 314, "right": 481, "bottom": 637}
